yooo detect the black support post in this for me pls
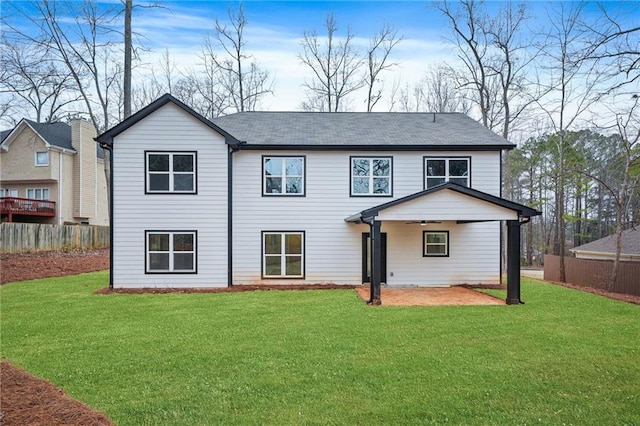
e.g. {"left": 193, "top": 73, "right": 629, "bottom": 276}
{"left": 368, "top": 220, "right": 382, "bottom": 305}
{"left": 506, "top": 219, "right": 522, "bottom": 305}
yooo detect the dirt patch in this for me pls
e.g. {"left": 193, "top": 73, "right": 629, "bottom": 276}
{"left": 95, "top": 283, "right": 356, "bottom": 294}
{"left": 1, "top": 249, "right": 109, "bottom": 284}
{"left": 355, "top": 285, "right": 505, "bottom": 306}
{"left": 0, "top": 361, "right": 113, "bottom": 426}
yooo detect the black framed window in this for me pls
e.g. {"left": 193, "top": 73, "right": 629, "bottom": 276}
{"left": 351, "top": 157, "right": 392, "bottom": 196}
{"left": 146, "top": 152, "right": 196, "bottom": 193}
{"left": 425, "top": 157, "right": 470, "bottom": 188}
{"left": 146, "top": 231, "right": 197, "bottom": 273}
{"left": 263, "top": 156, "right": 305, "bottom": 196}
{"left": 423, "top": 231, "right": 449, "bottom": 257}
{"left": 262, "top": 231, "right": 304, "bottom": 278}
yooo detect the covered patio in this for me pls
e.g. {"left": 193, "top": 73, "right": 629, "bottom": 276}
{"left": 355, "top": 285, "right": 504, "bottom": 306}
{"left": 345, "top": 182, "right": 541, "bottom": 306}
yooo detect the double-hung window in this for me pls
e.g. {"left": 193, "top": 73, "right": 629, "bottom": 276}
{"left": 351, "top": 157, "right": 392, "bottom": 196}
{"left": 146, "top": 152, "right": 196, "bottom": 193}
{"left": 146, "top": 231, "right": 197, "bottom": 273}
{"left": 423, "top": 231, "right": 449, "bottom": 257}
{"left": 262, "top": 231, "right": 304, "bottom": 278}
{"left": 27, "top": 188, "right": 50, "bottom": 200}
{"left": 263, "top": 156, "right": 305, "bottom": 195}
{"left": 35, "top": 151, "right": 49, "bottom": 166}
{"left": 425, "top": 157, "right": 470, "bottom": 188}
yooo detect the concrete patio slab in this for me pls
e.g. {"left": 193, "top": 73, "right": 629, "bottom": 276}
{"left": 355, "top": 286, "right": 505, "bottom": 306}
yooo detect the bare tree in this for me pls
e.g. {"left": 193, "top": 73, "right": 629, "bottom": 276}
{"left": 7, "top": 0, "right": 123, "bottom": 131}
{"left": 299, "top": 13, "right": 365, "bottom": 112}
{"left": 422, "top": 66, "right": 470, "bottom": 113}
{"left": 582, "top": 4, "right": 640, "bottom": 93}
{"left": 201, "top": 3, "right": 273, "bottom": 113}
{"left": 123, "top": 0, "right": 132, "bottom": 118}
{"left": 589, "top": 98, "right": 640, "bottom": 290}
{"left": 365, "top": 24, "right": 403, "bottom": 112}
{"left": 434, "top": 0, "right": 492, "bottom": 127}
{"left": 535, "top": 2, "right": 608, "bottom": 282}
{"left": 0, "top": 36, "right": 80, "bottom": 123}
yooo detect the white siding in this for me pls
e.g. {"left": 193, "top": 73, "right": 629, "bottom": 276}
{"left": 112, "top": 103, "right": 228, "bottom": 288}
{"left": 232, "top": 150, "right": 502, "bottom": 286}
{"left": 377, "top": 190, "right": 518, "bottom": 221}
{"left": 384, "top": 221, "right": 501, "bottom": 286}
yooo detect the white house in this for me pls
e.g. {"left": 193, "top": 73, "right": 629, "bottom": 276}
{"left": 96, "top": 94, "right": 539, "bottom": 304}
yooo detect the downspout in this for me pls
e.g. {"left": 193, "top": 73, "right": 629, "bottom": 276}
{"left": 499, "top": 149, "right": 504, "bottom": 285}
{"left": 98, "top": 140, "right": 114, "bottom": 290}
{"left": 227, "top": 140, "right": 243, "bottom": 287}
{"left": 58, "top": 150, "right": 63, "bottom": 225}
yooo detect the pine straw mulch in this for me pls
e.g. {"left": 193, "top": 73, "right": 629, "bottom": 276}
{"left": 0, "top": 361, "right": 113, "bottom": 426}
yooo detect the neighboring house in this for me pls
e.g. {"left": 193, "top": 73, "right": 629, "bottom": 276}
{"left": 96, "top": 94, "right": 539, "bottom": 304}
{"left": 0, "top": 119, "right": 109, "bottom": 226}
{"left": 570, "top": 228, "right": 640, "bottom": 262}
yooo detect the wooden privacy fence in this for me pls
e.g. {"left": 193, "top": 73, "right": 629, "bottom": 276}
{"left": 544, "top": 254, "right": 640, "bottom": 296}
{"left": 1, "top": 223, "right": 109, "bottom": 254}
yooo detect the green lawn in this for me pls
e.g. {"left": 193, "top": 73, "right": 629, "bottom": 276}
{"left": 2, "top": 272, "right": 639, "bottom": 425}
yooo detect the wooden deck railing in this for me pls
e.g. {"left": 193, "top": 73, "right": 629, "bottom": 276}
{"left": 0, "top": 197, "right": 56, "bottom": 221}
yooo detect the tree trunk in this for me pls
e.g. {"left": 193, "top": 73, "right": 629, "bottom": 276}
{"left": 123, "top": 0, "right": 132, "bottom": 118}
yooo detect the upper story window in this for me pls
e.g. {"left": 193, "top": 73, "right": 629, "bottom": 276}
{"left": 263, "top": 156, "right": 305, "bottom": 196}
{"left": 425, "top": 157, "right": 470, "bottom": 189}
{"left": 35, "top": 151, "right": 49, "bottom": 166}
{"left": 145, "top": 152, "right": 196, "bottom": 194}
{"left": 27, "top": 188, "right": 50, "bottom": 200}
{"left": 351, "top": 157, "right": 392, "bottom": 196}
{"left": 0, "top": 188, "right": 18, "bottom": 197}
{"left": 146, "top": 231, "right": 197, "bottom": 273}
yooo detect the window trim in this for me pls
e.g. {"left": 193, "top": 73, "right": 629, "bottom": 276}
{"left": 423, "top": 156, "right": 471, "bottom": 189}
{"left": 422, "top": 230, "right": 450, "bottom": 257}
{"left": 26, "top": 188, "right": 50, "bottom": 200}
{"left": 0, "top": 188, "right": 18, "bottom": 197}
{"left": 349, "top": 156, "right": 393, "bottom": 197}
{"left": 261, "top": 231, "right": 306, "bottom": 279}
{"left": 145, "top": 230, "right": 198, "bottom": 274}
{"left": 144, "top": 151, "right": 197, "bottom": 194}
{"left": 262, "top": 155, "right": 306, "bottom": 197}
{"left": 35, "top": 151, "right": 49, "bottom": 166}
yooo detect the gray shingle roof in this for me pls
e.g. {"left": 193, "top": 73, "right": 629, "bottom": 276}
{"left": 1, "top": 119, "right": 73, "bottom": 150}
{"left": 211, "top": 112, "right": 514, "bottom": 148}
{"left": 1, "top": 119, "right": 105, "bottom": 159}
{"left": 571, "top": 228, "right": 640, "bottom": 255}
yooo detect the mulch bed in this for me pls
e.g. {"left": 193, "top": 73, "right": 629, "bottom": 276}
{"left": 0, "top": 361, "right": 113, "bottom": 426}
{"left": 1, "top": 248, "right": 109, "bottom": 285}
{"left": 95, "top": 283, "right": 356, "bottom": 294}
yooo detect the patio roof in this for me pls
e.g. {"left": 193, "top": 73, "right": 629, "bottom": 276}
{"left": 345, "top": 182, "right": 541, "bottom": 224}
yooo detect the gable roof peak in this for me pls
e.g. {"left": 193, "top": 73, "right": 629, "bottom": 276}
{"left": 96, "top": 93, "right": 239, "bottom": 146}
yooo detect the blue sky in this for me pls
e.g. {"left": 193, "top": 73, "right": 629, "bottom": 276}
{"left": 123, "top": 0, "right": 638, "bottom": 112}
{"left": 3, "top": 1, "right": 639, "bottom": 115}
{"left": 130, "top": 1, "right": 469, "bottom": 110}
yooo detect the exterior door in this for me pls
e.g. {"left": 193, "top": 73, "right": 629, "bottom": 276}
{"left": 362, "top": 232, "right": 387, "bottom": 284}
